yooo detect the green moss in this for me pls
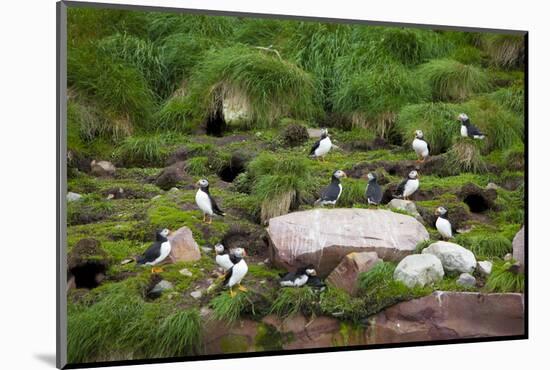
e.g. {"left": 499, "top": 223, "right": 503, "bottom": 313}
{"left": 220, "top": 334, "right": 250, "bottom": 353}
{"left": 319, "top": 287, "right": 366, "bottom": 323}
{"left": 254, "top": 323, "right": 284, "bottom": 351}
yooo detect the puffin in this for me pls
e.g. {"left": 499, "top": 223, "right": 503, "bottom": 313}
{"left": 136, "top": 228, "right": 172, "bottom": 273}
{"left": 412, "top": 130, "right": 430, "bottom": 162}
{"left": 458, "top": 113, "right": 485, "bottom": 139}
{"left": 195, "top": 178, "right": 225, "bottom": 224}
{"left": 394, "top": 170, "right": 419, "bottom": 200}
{"left": 279, "top": 265, "right": 318, "bottom": 288}
{"left": 315, "top": 170, "right": 347, "bottom": 206}
{"left": 214, "top": 243, "right": 234, "bottom": 271}
{"left": 223, "top": 247, "right": 248, "bottom": 297}
{"left": 365, "top": 172, "right": 383, "bottom": 205}
{"left": 309, "top": 128, "right": 332, "bottom": 161}
{"left": 435, "top": 206, "right": 453, "bottom": 240}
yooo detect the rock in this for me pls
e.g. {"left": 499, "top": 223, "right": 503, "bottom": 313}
{"left": 120, "top": 258, "right": 133, "bottom": 265}
{"left": 90, "top": 160, "right": 116, "bottom": 177}
{"left": 190, "top": 290, "right": 203, "bottom": 299}
{"left": 169, "top": 187, "right": 180, "bottom": 193}
{"left": 167, "top": 227, "right": 201, "bottom": 263}
{"left": 179, "top": 268, "right": 193, "bottom": 277}
{"left": 457, "top": 272, "right": 476, "bottom": 287}
{"left": 504, "top": 253, "right": 513, "bottom": 261}
{"left": 486, "top": 182, "right": 500, "bottom": 191}
{"left": 165, "top": 146, "right": 189, "bottom": 166}
{"left": 326, "top": 252, "right": 381, "bottom": 295}
{"left": 422, "top": 241, "right": 476, "bottom": 273}
{"left": 201, "top": 247, "right": 213, "bottom": 254}
{"left": 148, "top": 280, "right": 174, "bottom": 297}
{"left": 307, "top": 128, "right": 323, "bottom": 138}
{"left": 154, "top": 161, "right": 187, "bottom": 190}
{"left": 512, "top": 226, "right": 525, "bottom": 273}
{"left": 67, "top": 192, "right": 83, "bottom": 202}
{"left": 388, "top": 199, "right": 422, "bottom": 220}
{"left": 477, "top": 261, "right": 493, "bottom": 276}
{"left": 268, "top": 209, "right": 429, "bottom": 276}
{"left": 394, "top": 254, "right": 444, "bottom": 288}
{"left": 368, "top": 291, "right": 525, "bottom": 342}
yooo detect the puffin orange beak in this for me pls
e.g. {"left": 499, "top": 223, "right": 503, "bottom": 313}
{"left": 342, "top": 172, "right": 347, "bottom": 178}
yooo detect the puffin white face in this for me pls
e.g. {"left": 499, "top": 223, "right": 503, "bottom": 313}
{"left": 197, "top": 179, "right": 209, "bottom": 188}
{"left": 415, "top": 130, "right": 424, "bottom": 139}
{"left": 322, "top": 128, "right": 329, "bottom": 136}
{"left": 458, "top": 113, "right": 469, "bottom": 122}
{"left": 408, "top": 170, "right": 418, "bottom": 179}
{"left": 159, "top": 228, "right": 170, "bottom": 238}
{"left": 214, "top": 243, "right": 225, "bottom": 254}
{"left": 333, "top": 170, "right": 347, "bottom": 179}
{"left": 305, "top": 268, "right": 317, "bottom": 276}
{"left": 367, "top": 172, "right": 375, "bottom": 181}
{"left": 435, "top": 206, "right": 447, "bottom": 216}
{"left": 233, "top": 247, "right": 246, "bottom": 258}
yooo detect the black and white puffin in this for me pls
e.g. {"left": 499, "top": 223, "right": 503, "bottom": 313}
{"left": 315, "top": 170, "right": 347, "bottom": 206}
{"left": 435, "top": 206, "right": 453, "bottom": 240}
{"left": 309, "top": 128, "right": 332, "bottom": 161}
{"left": 223, "top": 247, "right": 248, "bottom": 297}
{"left": 458, "top": 113, "right": 485, "bottom": 139}
{"left": 214, "top": 243, "right": 233, "bottom": 271}
{"left": 195, "top": 179, "right": 225, "bottom": 224}
{"left": 365, "top": 172, "right": 383, "bottom": 205}
{"left": 412, "top": 130, "right": 430, "bottom": 162}
{"left": 279, "top": 265, "right": 317, "bottom": 288}
{"left": 394, "top": 170, "right": 419, "bottom": 200}
{"left": 136, "top": 228, "right": 172, "bottom": 273}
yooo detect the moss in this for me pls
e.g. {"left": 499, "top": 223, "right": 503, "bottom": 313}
{"left": 248, "top": 264, "right": 284, "bottom": 280}
{"left": 220, "top": 334, "right": 250, "bottom": 353}
{"left": 319, "top": 287, "right": 367, "bottom": 323}
{"left": 254, "top": 323, "right": 284, "bottom": 351}
{"left": 333, "top": 322, "right": 365, "bottom": 347}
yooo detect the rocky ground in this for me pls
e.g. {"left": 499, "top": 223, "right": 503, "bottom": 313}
{"left": 66, "top": 127, "right": 525, "bottom": 363}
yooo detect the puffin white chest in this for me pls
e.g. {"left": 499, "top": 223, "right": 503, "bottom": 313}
{"left": 315, "top": 137, "right": 332, "bottom": 157}
{"left": 460, "top": 125, "right": 468, "bottom": 137}
{"left": 195, "top": 189, "right": 213, "bottom": 215}
{"left": 403, "top": 179, "right": 419, "bottom": 198}
{"left": 436, "top": 217, "right": 453, "bottom": 238}
{"left": 216, "top": 254, "right": 233, "bottom": 271}
{"left": 412, "top": 138, "right": 429, "bottom": 157}
{"left": 227, "top": 260, "right": 248, "bottom": 287}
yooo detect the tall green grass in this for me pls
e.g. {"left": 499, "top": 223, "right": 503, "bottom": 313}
{"left": 419, "top": 59, "right": 489, "bottom": 101}
{"left": 482, "top": 34, "right": 524, "bottom": 69}
{"left": 485, "top": 261, "right": 524, "bottom": 293}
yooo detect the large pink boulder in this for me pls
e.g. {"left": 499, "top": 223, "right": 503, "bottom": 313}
{"left": 167, "top": 226, "right": 201, "bottom": 263}
{"left": 268, "top": 209, "right": 429, "bottom": 276}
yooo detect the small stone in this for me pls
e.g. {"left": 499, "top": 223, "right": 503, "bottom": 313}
{"left": 263, "top": 258, "right": 270, "bottom": 264}
{"left": 477, "top": 261, "right": 493, "bottom": 276}
{"left": 67, "top": 192, "right": 83, "bottom": 202}
{"left": 179, "top": 268, "right": 193, "bottom": 277}
{"left": 486, "top": 182, "right": 500, "bottom": 191}
{"left": 169, "top": 187, "right": 180, "bottom": 192}
{"left": 151, "top": 195, "right": 162, "bottom": 201}
{"left": 260, "top": 280, "right": 267, "bottom": 285}
{"left": 190, "top": 290, "right": 203, "bottom": 299}
{"left": 394, "top": 254, "right": 444, "bottom": 288}
{"left": 148, "top": 280, "right": 174, "bottom": 297}
{"left": 456, "top": 226, "right": 474, "bottom": 234}
{"left": 257, "top": 261, "right": 265, "bottom": 266}
{"left": 201, "top": 247, "right": 213, "bottom": 254}
{"left": 504, "top": 253, "right": 513, "bottom": 261}
{"left": 106, "top": 193, "right": 115, "bottom": 200}
{"left": 456, "top": 273, "right": 476, "bottom": 287}
{"left": 200, "top": 307, "right": 213, "bottom": 317}
{"left": 120, "top": 258, "right": 133, "bottom": 265}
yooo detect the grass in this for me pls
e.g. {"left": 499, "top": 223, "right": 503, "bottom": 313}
{"left": 270, "top": 287, "right": 319, "bottom": 318}
{"left": 153, "top": 310, "right": 203, "bottom": 357}
{"left": 419, "top": 59, "right": 490, "bottom": 101}
{"left": 113, "top": 134, "right": 179, "bottom": 167}
{"left": 454, "top": 232, "right": 512, "bottom": 259}
{"left": 444, "top": 139, "right": 487, "bottom": 174}
{"left": 319, "top": 287, "right": 367, "bottom": 323}
{"left": 485, "top": 261, "right": 524, "bottom": 293}
{"left": 210, "top": 291, "right": 255, "bottom": 323}
{"left": 482, "top": 34, "right": 524, "bottom": 69}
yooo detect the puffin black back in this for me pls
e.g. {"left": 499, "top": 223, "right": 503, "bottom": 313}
{"left": 58, "top": 1, "right": 527, "bottom": 368}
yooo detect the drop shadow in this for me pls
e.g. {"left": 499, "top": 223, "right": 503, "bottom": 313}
{"left": 34, "top": 353, "right": 56, "bottom": 367}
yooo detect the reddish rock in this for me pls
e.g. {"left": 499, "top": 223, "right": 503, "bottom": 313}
{"left": 268, "top": 209, "right": 429, "bottom": 276}
{"left": 167, "top": 226, "right": 201, "bottom": 263}
{"left": 512, "top": 226, "right": 525, "bottom": 273}
{"left": 367, "top": 291, "right": 524, "bottom": 343}
{"left": 90, "top": 160, "right": 116, "bottom": 177}
{"left": 326, "top": 252, "right": 381, "bottom": 295}
{"left": 154, "top": 161, "right": 187, "bottom": 190}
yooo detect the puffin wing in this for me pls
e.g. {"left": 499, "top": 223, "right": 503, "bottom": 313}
{"left": 468, "top": 124, "right": 485, "bottom": 136}
{"left": 309, "top": 138, "right": 321, "bottom": 155}
{"left": 137, "top": 242, "right": 161, "bottom": 264}
{"left": 319, "top": 183, "right": 341, "bottom": 201}
{"left": 223, "top": 266, "right": 234, "bottom": 286}
{"left": 366, "top": 183, "right": 383, "bottom": 204}
{"left": 395, "top": 178, "right": 407, "bottom": 196}
{"left": 208, "top": 194, "right": 225, "bottom": 216}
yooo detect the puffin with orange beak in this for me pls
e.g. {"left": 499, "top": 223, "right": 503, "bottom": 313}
{"left": 394, "top": 170, "right": 419, "bottom": 201}
{"left": 315, "top": 170, "right": 347, "bottom": 207}
{"left": 195, "top": 178, "right": 225, "bottom": 224}
{"left": 223, "top": 247, "right": 248, "bottom": 298}
{"left": 435, "top": 206, "right": 453, "bottom": 240}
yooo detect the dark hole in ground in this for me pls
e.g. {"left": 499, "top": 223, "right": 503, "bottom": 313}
{"left": 218, "top": 164, "right": 245, "bottom": 182}
{"left": 69, "top": 262, "right": 106, "bottom": 289}
{"left": 463, "top": 194, "right": 489, "bottom": 213}
{"left": 205, "top": 100, "right": 227, "bottom": 137}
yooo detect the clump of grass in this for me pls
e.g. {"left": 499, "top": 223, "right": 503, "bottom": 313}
{"left": 185, "top": 45, "right": 321, "bottom": 128}
{"left": 482, "top": 34, "right": 524, "bottom": 69}
{"left": 485, "top": 261, "right": 524, "bottom": 292}
{"left": 210, "top": 290, "right": 255, "bottom": 323}
{"left": 419, "top": 59, "right": 489, "bottom": 101}
{"left": 358, "top": 261, "right": 430, "bottom": 315}
{"left": 270, "top": 287, "right": 318, "bottom": 318}
{"left": 67, "top": 195, "right": 114, "bottom": 226}
{"left": 332, "top": 63, "right": 428, "bottom": 138}
{"left": 113, "top": 134, "right": 174, "bottom": 167}
{"left": 378, "top": 27, "right": 449, "bottom": 65}
{"left": 396, "top": 102, "right": 458, "bottom": 154}
{"left": 153, "top": 309, "right": 203, "bottom": 357}
{"left": 489, "top": 85, "right": 524, "bottom": 116}
{"left": 451, "top": 45, "right": 484, "bottom": 65}
{"left": 319, "top": 287, "right": 367, "bottom": 323}
{"left": 444, "top": 139, "right": 487, "bottom": 174}
{"left": 338, "top": 178, "right": 366, "bottom": 207}
{"left": 68, "top": 100, "right": 129, "bottom": 142}
{"left": 454, "top": 233, "right": 512, "bottom": 259}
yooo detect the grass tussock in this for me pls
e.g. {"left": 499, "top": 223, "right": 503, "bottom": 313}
{"left": 419, "top": 59, "right": 489, "bottom": 101}
{"left": 483, "top": 34, "right": 524, "bottom": 69}
{"left": 113, "top": 134, "right": 179, "bottom": 167}
{"left": 454, "top": 233, "right": 512, "bottom": 259}
{"left": 444, "top": 139, "right": 487, "bottom": 174}
{"left": 270, "top": 287, "right": 318, "bottom": 318}
{"left": 210, "top": 291, "right": 255, "bottom": 323}
{"left": 485, "top": 261, "right": 524, "bottom": 293}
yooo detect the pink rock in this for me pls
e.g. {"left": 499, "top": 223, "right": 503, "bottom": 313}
{"left": 326, "top": 251, "right": 381, "bottom": 295}
{"left": 167, "top": 226, "right": 201, "bottom": 263}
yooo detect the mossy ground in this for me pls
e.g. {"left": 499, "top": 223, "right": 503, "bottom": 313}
{"left": 66, "top": 8, "right": 525, "bottom": 364}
